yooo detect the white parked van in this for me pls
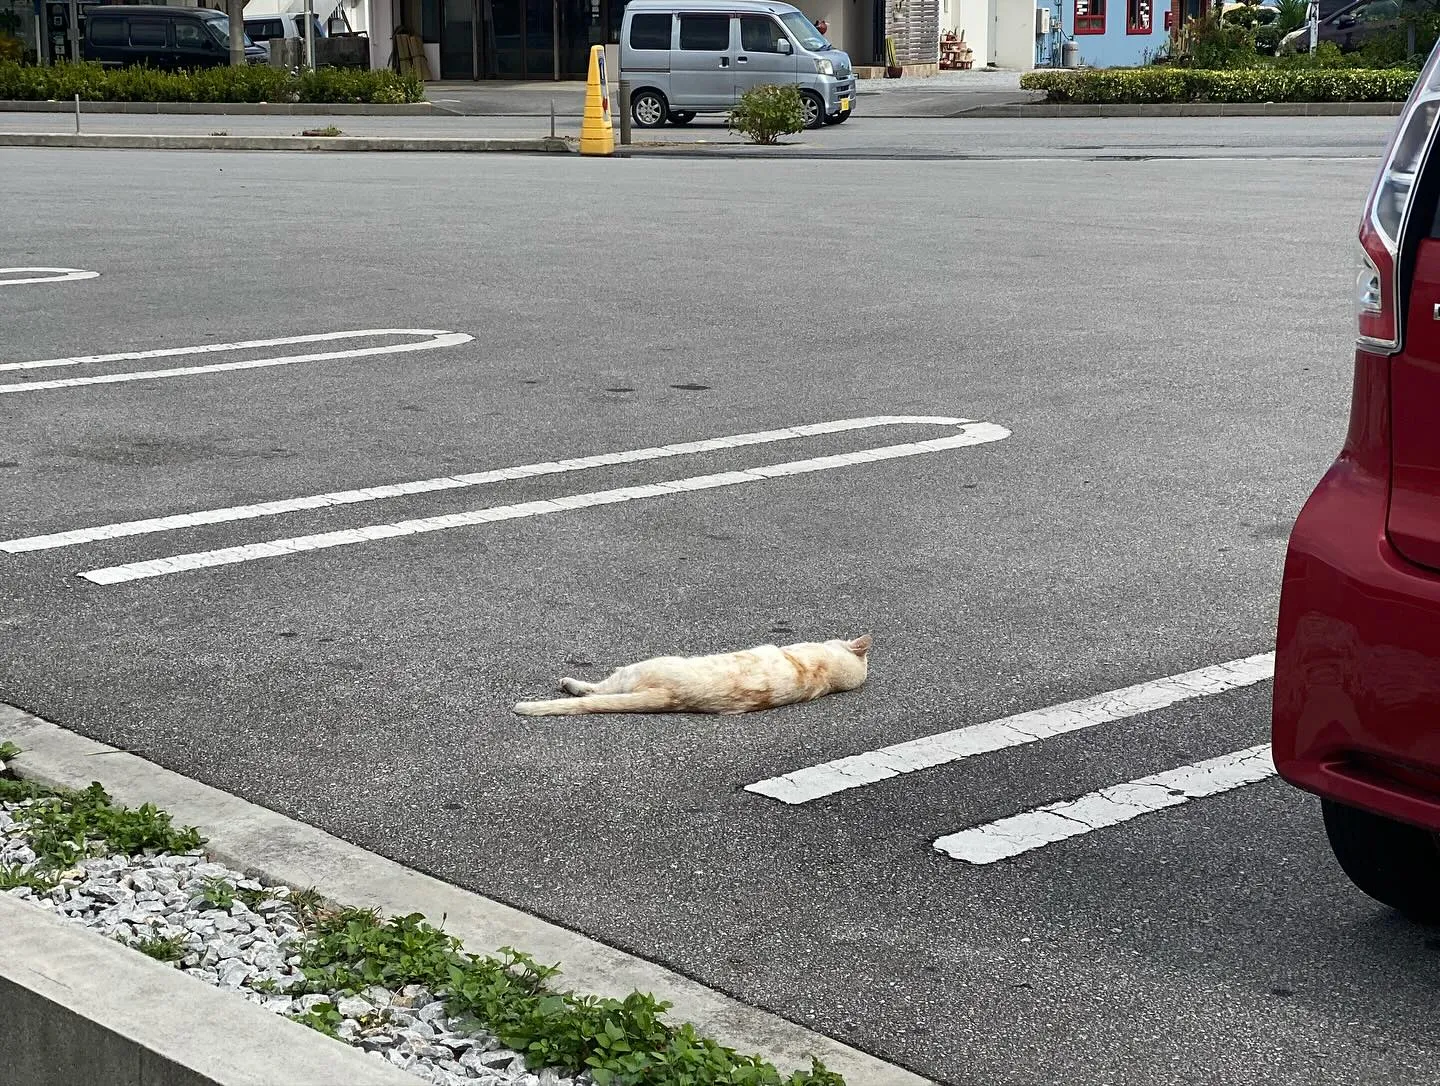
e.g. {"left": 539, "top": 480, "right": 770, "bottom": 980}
{"left": 619, "top": 0, "right": 856, "bottom": 129}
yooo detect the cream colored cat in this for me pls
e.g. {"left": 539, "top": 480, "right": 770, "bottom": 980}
{"left": 514, "top": 635, "right": 872, "bottom": 716}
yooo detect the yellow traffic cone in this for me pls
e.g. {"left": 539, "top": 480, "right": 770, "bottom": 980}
{"left": 580, "top": 44, "right": 615, "bottom": 156}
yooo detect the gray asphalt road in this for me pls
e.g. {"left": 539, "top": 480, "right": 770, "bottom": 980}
{"left": 3, "top": 129, "right": 1435, "bottom": 1086}
{"left": 0, "top": 111, "right": 1398, "bottom": 158}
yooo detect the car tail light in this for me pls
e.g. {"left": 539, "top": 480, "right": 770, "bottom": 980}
{"left": 1359, "top": 51, "right": 1440, "bottom": 352}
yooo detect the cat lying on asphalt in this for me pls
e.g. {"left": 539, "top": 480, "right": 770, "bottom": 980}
{"left": 513, "top": 635, "right": 872, "bottom": 717}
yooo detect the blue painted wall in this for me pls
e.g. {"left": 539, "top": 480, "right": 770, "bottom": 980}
{"left": 1046, "top": 0, "right": 1169, "bottom": 66}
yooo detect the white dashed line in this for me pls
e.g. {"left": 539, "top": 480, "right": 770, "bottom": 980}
{"left": 75, "top": 419, "right": 1012, "bottom": 584}
{"left": 932, "top": 743, "right": 1277, "bottom": 864}
{"left": 0, "top": 329, "right": 473, "bottom": 395}
{"left": 3, "top": 415, "right": 986, "bottom": 554}
{"left": 0, "top": 267, "right": 99, "bottom": 287}
{"left": 745, "top": 653, "right": 1275, "bottom": 804}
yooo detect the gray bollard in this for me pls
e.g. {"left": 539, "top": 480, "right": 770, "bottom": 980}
{"left": 74, "top": 94, "right": 80, "bottom": 134}
{"left": 618, "top": 78, "right": 631, "bottom": 145}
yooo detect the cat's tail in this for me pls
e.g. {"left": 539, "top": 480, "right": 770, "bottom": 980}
{"left": 513, "top": 689, "right": 676, "bottom": 716}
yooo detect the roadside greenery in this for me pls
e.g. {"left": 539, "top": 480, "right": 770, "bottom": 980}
{"left": 0, "top": 61, "right": 423, "bottom": 103}
{"left": 1020, "top": 65, "right": 1417, "bottom": 101}
{"left": 0, "top": 752, "right": 847, "bottom": 1086}
{"left": 729, "top": 83, "right": 807, "bottom": 144}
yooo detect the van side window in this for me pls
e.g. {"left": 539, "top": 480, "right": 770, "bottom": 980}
{"left": 88, "top": 17, "right": 126, "bottom": 44}
{"left": 175, "top": 22, "right": 208, "bottom": 47}
{"left": 249, "top": 18, "right": 284, "bottom": 38}
{"left": 629, "top": 13, "right": 671, "bottom": 48}
{"left": 739, "top": 15, "right": 784, "bottom": 51}
{"left": 129, "top": 18, "right": 168, "bottom": 45}
{"left": 678, "top": 13, "right": 730, "bottom": 50}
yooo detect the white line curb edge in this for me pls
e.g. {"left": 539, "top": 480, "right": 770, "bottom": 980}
{"left": 0, "top": 703, "right": 934, "bottom": 1086}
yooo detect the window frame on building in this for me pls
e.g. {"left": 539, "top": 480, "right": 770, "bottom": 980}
{"left": 1075, "top": 0, "right": 1106, "bottom": 33}
{"left": 1126, "top": 0, "right": 1152, "bottom": 32}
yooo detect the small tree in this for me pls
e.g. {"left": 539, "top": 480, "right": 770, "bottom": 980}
{"left": 729, "top": 84, "right": 807, "bottom": 144}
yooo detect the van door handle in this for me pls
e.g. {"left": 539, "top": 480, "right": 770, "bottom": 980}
{"left": 719, "top": 56, "right": 729, "bottom": 66}
{"left": 737, "top": 54, "right": 748, "bottom": 62}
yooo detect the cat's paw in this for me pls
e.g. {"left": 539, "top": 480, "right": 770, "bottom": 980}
{"left": 560, "top": 677, "right": 593, "bottom": 696}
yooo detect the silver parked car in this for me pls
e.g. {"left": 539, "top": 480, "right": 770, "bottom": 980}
{"left": 619, "top": 0, "right": 856, "bottom": 129}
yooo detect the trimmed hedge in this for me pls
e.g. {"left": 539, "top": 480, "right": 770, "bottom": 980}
{"left": 1019, "top": 67, "right": 1418, "bottom": 103}
{"left": 0, "top": 61, "right": 423, "bottom": 103}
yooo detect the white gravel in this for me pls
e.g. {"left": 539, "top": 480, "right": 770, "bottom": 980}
{"left": 0, "top": 796, "right": 585, "bottom": 1086}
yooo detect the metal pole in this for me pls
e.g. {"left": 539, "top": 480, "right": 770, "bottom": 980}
{"left": 618, "top": 76, "right": 630, "bottom": 144}
{"left": 66, "top": 0, "right": 77, "bottom": 61}
{"left": 550, "top": 98, "right": 555, "bottom": 137}
{"left": 551, "top": 0, "right": 558, "bottom": 79}
{"left": 34, "top": 0, "right": 46, "bottom": 65}
{"left": 74, "top": 93, "right": 79, "bottom": 133}
{"left": 227, "top": 0, "right": 244, "bottom": 65}
{"left": 304, "top": 0, "right": 315, "bottom": 68}
{"left": 1306, "top": 0, "right": 1318, "bottom": 53}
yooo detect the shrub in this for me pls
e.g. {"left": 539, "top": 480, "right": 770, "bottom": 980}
{"left": 0, "top": 61, "right": 423, "bottom": 103}
{"left": 728, "top": 83, "right": 805, "bottom": 144}
{"left": 1020, "top": 66, "right": 1417, "bottom": 102}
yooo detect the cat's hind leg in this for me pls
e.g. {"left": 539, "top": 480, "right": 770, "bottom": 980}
{"left": 560, "top": 677, "right": 597, "bottom": 695}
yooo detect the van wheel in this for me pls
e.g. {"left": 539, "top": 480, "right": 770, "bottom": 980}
{"left": 668, "top": 111, "right": 696, "bottom": 125}
{"left": 800, "top": 91, "right": 825, "bottom": 129}
{"left": 631, "top": 89, "right": 669, "bottom": 128}
{"left": 1322, "top": 799, "right": 1440, "bottom": 923}
{"left": 826, "top": 109, "right": 852, "bottom": 124}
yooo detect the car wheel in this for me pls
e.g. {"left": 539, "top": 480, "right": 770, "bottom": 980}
{"left": 824, "top": 109, "right": 851, "bottom": 125}
{"left": 631, "top": 89, "right": 668, "bottom": 128}
{"left": 668, "top": 111, "right": 696, "bottom": 125}
{"left": 800, "top": 91, "right": 825, "bottom": 129}
{"left": 1322, "top": 798, "right": 1440, "bottom": 923}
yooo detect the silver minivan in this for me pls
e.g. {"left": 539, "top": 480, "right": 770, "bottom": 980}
{"left": 619, "top": 0, "right": 856, "bottom": 129}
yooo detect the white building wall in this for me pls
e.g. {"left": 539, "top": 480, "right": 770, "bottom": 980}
{"left": 947, "top": 0, "right": 988, "bottom": 69}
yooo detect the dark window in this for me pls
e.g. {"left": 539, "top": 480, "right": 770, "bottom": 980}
{"left": 246, "top": 18, "right": 284, "bottom": 39}
{"left": 1126, "top": 0, "right": 1150, "bottom": 31}
{"left": 419, "top": 0, "right": 441, "bottom": 43}
{"left": 1075, "top": 0, "right": 1105, "bottom": 32}
{"left": 629, "top": 12, "right": 671, "bottom": 48}
{"left": 175, "top": 21, "right": 208, "bottom": 46}
{"left": 129, "top": 18, "right": 168, "bottom": 45}
{"left": 87, "top": 16, "right": 126, "bottom": 44}
{"left": 678, "top": 13, "right": 729, "bottom": 49}
{"left": 739, "top": 14, "right": 783, "bottom": 51}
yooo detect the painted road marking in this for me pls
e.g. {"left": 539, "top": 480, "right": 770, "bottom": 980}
{"left": 0, "top": 329, "right": 473, "bottom": 395}
{"left": 745, "top": 653, "right": 1275, "bottom": 804}
{"left": 932, "top": 743, "right": 1276, "bottom": 864}
{"left": 76, "top": 419, "right": 1012, "bottom": 584}
{"left": 0, "top": 267, "right": 99, "bottom": 287}
{"left": 4, "top": 415, "right": 990, "bottom": 554}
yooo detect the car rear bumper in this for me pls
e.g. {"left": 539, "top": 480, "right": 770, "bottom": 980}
{"left": 1274, "top": 356, "right": 1440, "bottom": 831}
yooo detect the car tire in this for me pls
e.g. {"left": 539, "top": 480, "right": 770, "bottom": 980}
{"left": 668, "top": 111, "right": 696, "bottom": 125}
{"left": 1322, "top": 798, "right": 1440, "bottom": 923}
{"left": 800, "top": 91, "right": 825, "bottom": 130}
{"left": 824, "top": 109, "right": 851, "bottom": 125}
{"left": 631, "top": 89, "right": 669, "bottom": 128}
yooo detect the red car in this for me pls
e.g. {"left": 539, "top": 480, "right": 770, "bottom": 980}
{"left": 1273, "top": 45, "right": 1440, "bottom": 922}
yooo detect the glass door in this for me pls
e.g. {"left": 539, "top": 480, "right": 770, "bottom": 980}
{"left": 440, "top": 0, "right": 476, "bottom": 77}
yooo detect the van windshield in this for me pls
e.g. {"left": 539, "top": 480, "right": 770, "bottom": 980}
{"left": 778, "top": 11, "right": 828, "bottom": 48}
{"left": 204, "top": 17, "right": 255, "bottom": 47}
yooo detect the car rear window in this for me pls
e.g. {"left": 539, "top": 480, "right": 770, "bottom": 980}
{"left": 88, "top": 16, "right": 126, "bottom": 44}
{"left": 629, "top": 13, "right": 671, "bottom": 49}
{"left": 678, "top": 13, "right": 729, "bottom": 50}
{"left": 247, "top": 18, "right": 285, "bottom": 38}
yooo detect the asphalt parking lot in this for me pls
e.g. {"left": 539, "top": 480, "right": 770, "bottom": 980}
{"left": 4, "top": 126, "right": 1436, "bottom": 1085}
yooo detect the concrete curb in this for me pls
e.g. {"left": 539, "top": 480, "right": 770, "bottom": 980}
{"left": 0, "top": 704, "right": 935, "bottom": 1086}
{"left": 0, "top": 99, "right": 450, "bottom": 115}
{"left": 958, "top": 100, "right": 1405, "bottom": 117}
{"left": 0, "top": 894, "right": 417, "bottom": 1086}
{"left": 0, "top": 132, "right": 573, "bottom": 152}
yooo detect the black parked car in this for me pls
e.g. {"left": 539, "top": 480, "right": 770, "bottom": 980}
{"left": 1278, "top": 0, "right": 1438, "bottom": 53}
{"left": 82, "top": 6, "right": 267, "bottom": 68}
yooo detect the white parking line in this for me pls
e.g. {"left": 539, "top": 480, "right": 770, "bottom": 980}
{"left": 0, "top": 329, "right": 473, "bottom": 395}
{"left": 932, "top": 743, "right": 1276, "bottom": 864}
{"left": 76, "top": 419, "right": 1012, "bottom": 584}
{"left": 2, "top": 415, "right": 985, "bottom": 554}
{"left": 745, "top": 653, "right": 1275, "bottom": 804}
{"left": 0, "top": 268, "right": 99, "bottom": 287}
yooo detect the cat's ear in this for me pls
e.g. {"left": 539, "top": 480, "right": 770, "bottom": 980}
{"left": 846, "top": 634, "right": 872, "bottom": 658}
